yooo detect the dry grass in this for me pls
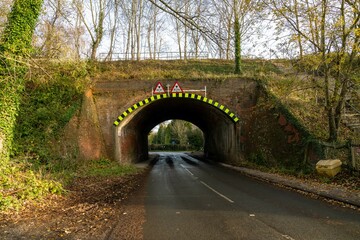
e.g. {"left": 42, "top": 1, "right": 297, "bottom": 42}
{"left": 92, "top": 59, "right": 280, "bottom": 81}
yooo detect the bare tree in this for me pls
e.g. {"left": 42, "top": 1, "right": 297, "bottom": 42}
{"left": 210, "top": 0, "right": 233, "bottom": 59}
{"left": 136, "top": 0, "right": 144, "bottom": 60}
{"left": 73, "top": 0, "right": 107, "bottom": 60}
{"left": 145, "top": 1, "right": 156, "bottom": 59}
{"left": 147, "top": 0, "right": 263, "bottom": 66}
{"left": 173, "top": 1, "right": 183, "bottom": 59}
{"left": 130, "top": 0, "right": 136, "bottom": 59}
{"left": 35, "top": 0, "right": 78, "bottom": 59}
{"left": 231, "top": 0, "right": 264, "bottom": 73}
{"left": 120, "top": 0, "right": 144, "bottom": 60}
{"left": 145, "top": 0, "right": 164, "bottom": 59}
{"left": 73, "top": 6, "right": 84, "bottom": 60}
{"left": 148, "top": 0, "right": 217, "bottom": 59}
{"left": 106, "top": 0, "right": 121, "bottom": 60}
{"left": 189, "top": 0, "right": 206, "bottom": 58}
{"left": 268, "top": 0, "right": 360, "bottom": 141}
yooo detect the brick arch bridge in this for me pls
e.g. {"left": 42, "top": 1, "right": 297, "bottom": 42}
{"left": 75, "top": 78, "right": 307, "bottom": 165}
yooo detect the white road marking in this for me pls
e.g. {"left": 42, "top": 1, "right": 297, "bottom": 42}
{"left": 180, "top": 164, "right": 194, "bottom": 176}
{"left": 282, "top": 235, "right": 295, "bottom": 240}
{"left": 180, "top": 162, "right": 234, "bottom": 203}
{"left": 200, "top": 181, "right": 235, "bottom": 204}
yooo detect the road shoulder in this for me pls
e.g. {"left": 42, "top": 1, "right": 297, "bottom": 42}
{"left": 220, "top": 163, "right": 360, "bottom": 209}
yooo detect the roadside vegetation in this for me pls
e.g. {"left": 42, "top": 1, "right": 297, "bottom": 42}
{"left": 78, "top": 158, "right": 138, "bottom": 178}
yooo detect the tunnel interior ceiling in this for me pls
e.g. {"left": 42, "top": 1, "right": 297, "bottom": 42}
{"left": 124, "top": 97, "right": 236, "bottom": 134}
{"left": 115, "top": 95, "right": 241, "bottom": 164}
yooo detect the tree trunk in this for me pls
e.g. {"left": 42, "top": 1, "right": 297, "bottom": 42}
{"left": 126, "top": 18, "right": 132, "bottom": 59}
{"left": 74, "top": 0, "right": 106, "bottom": 61}
{"left": 192, "top": 0, "right": 202, "bottom": 59}
{"left": 175, "top": 18, "right": 182, "bottom": 59}
{"left": 90, "top": 0, "right": 105, "bottom": 60}
{"left": 106, "top": 0, "right": 120, "bottom": 61}
{"left": 136, "top": 0, "right": 143, "bottom": 60}
{"left": 153, "top": 10, "right": 157, "bottom": 58}
{"left": 294, "top": 0, "right": 303, "bottom": 59}
{"left": 320, "top": 0, "right": 336, "bottom": 141}
{"left": 74, "top": 7, "right": 82, "bottom": 60}
{"left": 147, "top": 21, "right": 153, "bottom": 59}
{"left": 226, "top": 17, "right": 232, "bottom": 60}
{"left": 234, "top": 0, "right": 241, "bottom": 74}
{"left": 183, "top": 0, "right": 189, "bottom": 60}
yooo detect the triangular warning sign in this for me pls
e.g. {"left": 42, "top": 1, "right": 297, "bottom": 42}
{"left": 153, "top": 82, "right": 165, "bottom": 94}
{"left": 170, "top": 81, "right": 183, "bottom": 93}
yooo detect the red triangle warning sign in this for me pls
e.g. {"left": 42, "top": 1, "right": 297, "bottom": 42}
{"left": 153, "top": 82, "right": 165, "bottom": 94}
{"left": 170, "top": 81, "right": 184, "bottom": 93}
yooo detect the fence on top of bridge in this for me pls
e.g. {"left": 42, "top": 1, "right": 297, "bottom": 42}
{"left": 98, "top": 51, "right": 211, "bottom": 61}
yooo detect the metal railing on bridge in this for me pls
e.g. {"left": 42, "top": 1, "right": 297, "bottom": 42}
{"left": 98, "top": 51, "right": 210, "bottom": 61}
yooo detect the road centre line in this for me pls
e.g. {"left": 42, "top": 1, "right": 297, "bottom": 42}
{"left": 200, "top": 181, "right": 235, "bottom": 204}
{"left": 180, "top": 163, "right": 234, "bottom": 203}
{"left": 282, "top": 235, "right": 296, "bottom": 240}
{"left": 180, "top": 164, "right": 194, "bottom": 176}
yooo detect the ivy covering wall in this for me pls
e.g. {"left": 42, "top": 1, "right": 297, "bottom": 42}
{"left": 0, "top": 0, "right": 44, "bottom": 162}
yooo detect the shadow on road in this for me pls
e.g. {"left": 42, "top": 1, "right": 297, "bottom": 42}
{"left": 166, "top": 156, "right": 174, "bottom": 168}
{"left": 181, "top": 156, "right": 199, "bottom": 166}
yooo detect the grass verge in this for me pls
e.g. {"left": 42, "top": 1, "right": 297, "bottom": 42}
{"left": 78, "top": 158, "right": 139, "bottom": 178}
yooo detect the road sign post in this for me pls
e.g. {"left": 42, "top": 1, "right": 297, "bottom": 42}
{"left": 183, "top": 86, "right": 207, "bottom": 97}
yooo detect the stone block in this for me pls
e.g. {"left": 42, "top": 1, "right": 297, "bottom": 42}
{"left": 316, "top": 159, "right": 342, "bottom": 177}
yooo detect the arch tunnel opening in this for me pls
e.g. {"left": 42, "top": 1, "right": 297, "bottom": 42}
{"left": 114, "top": 94, "right": 241, "bottom": 164}
{"left": 148, "top": 120, "right": 205, "bottom": 152}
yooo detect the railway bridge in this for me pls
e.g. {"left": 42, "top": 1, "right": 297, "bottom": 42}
{"left": 73, "top": 77, "right": 306, "bottom": 165}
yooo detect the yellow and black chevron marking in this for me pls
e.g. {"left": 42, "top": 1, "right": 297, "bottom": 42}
{"left": 113, "top": 93, "right": 239, "bottom": 126}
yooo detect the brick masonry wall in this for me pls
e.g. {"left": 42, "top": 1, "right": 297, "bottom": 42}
{"left": 71, "top": 77, "right": 308, "bottom": 166}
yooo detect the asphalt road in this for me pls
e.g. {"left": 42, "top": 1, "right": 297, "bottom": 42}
{"left": 143, "top": 152, "right": 360, "bottom": 240}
